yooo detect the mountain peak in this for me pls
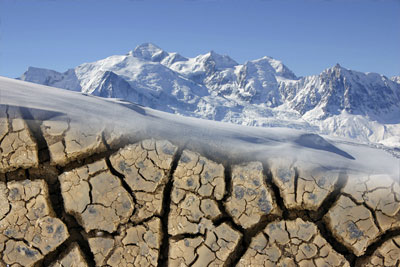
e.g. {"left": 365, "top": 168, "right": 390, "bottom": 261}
{"left": 134, "top": 42, "right": 163, "bottom": 52}
{"left": 331, "top": 63, "right": 348, "bottom": 71}
{"left": 130, "top": 43, "right": 169, "bottom": 62}
{"left": 250, "top": 56, "right": 275, "bottom": 64}
{"left": 250, "top": 56, "right": 297, "bottom": 80}
{"left": 324, "top": 63, "right": 349, "bottom": 76}
{"left": 391, "top": 76, "right": 400, "bottom": 84}
{"left": 20, "top": 66, "right": 62, "bottom": 84}
{"left": 206, "top": 50, "right": 221, "bottom": 58}
{"left": 261, "top": 55, "right": 273, "bottom": 60}
{"left": 17, "top": 44, "right": 400, "bottom": 147}
{"left": 331, "top": 63, "right": 347, "bottom": 73}
{"left": 199, "top": 50, "right": 238, "bottom": 69}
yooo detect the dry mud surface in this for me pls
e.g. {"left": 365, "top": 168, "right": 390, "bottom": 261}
{"left": 0, "top": 105, "right": 400, "bottom": 267}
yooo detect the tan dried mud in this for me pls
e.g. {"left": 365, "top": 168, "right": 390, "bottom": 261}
{"left": 0, "top": 107, "right": 399, "bottom": 266}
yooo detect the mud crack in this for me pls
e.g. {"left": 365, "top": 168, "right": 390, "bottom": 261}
{"left": 158, "top": 147, "right": 183, "bottom": 267}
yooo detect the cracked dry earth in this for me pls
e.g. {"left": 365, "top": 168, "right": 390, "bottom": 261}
{"left": 0, "top": 105, "right": 400, "bottom": 267}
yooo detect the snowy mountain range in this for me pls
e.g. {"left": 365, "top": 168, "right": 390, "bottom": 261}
{"left": 19, "top": 43, "right": 400, "bottom": 148}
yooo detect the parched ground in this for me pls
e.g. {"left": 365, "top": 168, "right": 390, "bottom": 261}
{"left": 0, "top": 105, "right": 399, "bottom": 267}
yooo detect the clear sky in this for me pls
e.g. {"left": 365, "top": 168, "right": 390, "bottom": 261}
{"left": 1, "top": 0, "right": 399, "bottom": 78}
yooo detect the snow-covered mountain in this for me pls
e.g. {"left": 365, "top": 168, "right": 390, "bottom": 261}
{"left": 19, "top": 43, "right": 400, "bottom": 147}
{"left": 392, "top": 76, "right": 400, "bottom": 84}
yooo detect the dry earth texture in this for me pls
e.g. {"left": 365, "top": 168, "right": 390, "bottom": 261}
{"left": 0, "top": 105, "right": 400, "bottom": 267}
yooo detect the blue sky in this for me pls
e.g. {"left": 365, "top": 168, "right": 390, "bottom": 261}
{"left": 0, "top": 0, "right": 399, "bottom": 78}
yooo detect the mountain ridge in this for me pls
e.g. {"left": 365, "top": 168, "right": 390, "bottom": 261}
{"left": 18, "top": 43, "right": 400, "bottom": 147}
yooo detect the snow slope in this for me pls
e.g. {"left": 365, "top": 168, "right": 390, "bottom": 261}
{"left": 19, "top": 43, "right": 400, "bottom": 147}
{"left": 392, "top": 76, "right": 400, "bottom": 84}
{"left": 1, "top": 76, "right": 398, "bottom": 178}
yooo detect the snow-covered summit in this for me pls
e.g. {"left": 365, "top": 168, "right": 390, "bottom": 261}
{"left": 167, "top": 50, "right": 238, "bottom": 80}
{"left": 129, "top": 42, "right": 170, "bottom": 62}
{"left": 129, "top": 43, "right": 189, "bottom": 66}
{"left": 19, "top": 43, "right": 400, "bottom": 148}
{"left": 284, "top": 64, "right": 400, "bottom": 118}
{"left": 19, "top": 67, "right": 81, "bottom": 91}
{"left": 19, "top": 66, "right": 62, "bottom": 85}
{"left": 199, "top": 50, "right": 239, "bottom": 70}
{"left": 391, "top": 76, "right": 400, "bottom": 84}
{"left": 255, "top": 56, "right": 297, "bottom": 80}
